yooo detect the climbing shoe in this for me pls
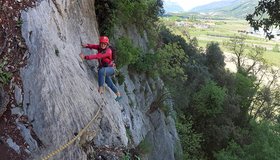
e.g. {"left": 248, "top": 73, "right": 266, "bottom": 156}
{"left": 115, "top": 96, "right": 122, "bottom": 102}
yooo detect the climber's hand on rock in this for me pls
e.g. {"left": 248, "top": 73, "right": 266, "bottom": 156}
{"left": 79, "top": 53, "right": 85, "bottom": 60}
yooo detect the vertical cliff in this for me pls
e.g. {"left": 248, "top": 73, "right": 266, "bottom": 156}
{"left": 18, "top": 0, "right": 181, "bottom": 159}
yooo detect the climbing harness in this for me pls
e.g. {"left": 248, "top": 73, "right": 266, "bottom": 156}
{"left": 41, "top": 106, "right": 101, "bottom": 160}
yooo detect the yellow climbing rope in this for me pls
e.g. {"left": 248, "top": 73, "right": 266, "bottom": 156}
{"left": 41, "top": 106, "right": 101, "bottom": 160}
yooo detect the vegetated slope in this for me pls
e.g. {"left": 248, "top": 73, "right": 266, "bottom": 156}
{"left": 190, "top": 0, "right": 258, "bottom": 18}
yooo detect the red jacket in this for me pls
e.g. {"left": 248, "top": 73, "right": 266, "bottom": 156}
{"left": 84, "top": 44, "right": 113, "bottom": 67}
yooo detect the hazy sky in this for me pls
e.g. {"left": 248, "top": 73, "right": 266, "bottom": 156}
{"left": 165, "top": 0, "right": 223, "bottom": 11}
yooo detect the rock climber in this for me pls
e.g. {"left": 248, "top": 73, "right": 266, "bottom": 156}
{"left": 79, "top": 36, "right": 122, "bottom": 101}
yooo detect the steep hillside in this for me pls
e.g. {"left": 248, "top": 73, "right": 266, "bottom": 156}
{"left": 190, "top": 0, "right": 258, "bottom": 18}
{"left": 0, "top": 0, "right": 181, "bottom": 159}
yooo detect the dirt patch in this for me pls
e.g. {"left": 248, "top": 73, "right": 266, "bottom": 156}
{"left": 0, "top": 109, "right": 29, "bottom": 160}
{"left": 0, "top": 0, "right": 36, "bottom": 159}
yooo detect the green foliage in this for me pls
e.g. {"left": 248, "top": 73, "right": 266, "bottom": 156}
{"left": 115, "top": 0, "right": 163, "bottom": 29}
{"left": 216, "top": 121, "right": 280, "bottom": 160}
{"left": 206, "top": 42, "right": 224, "bottom": 66}
{"left": 205, "top": 42, "right": 228, "bottom": 85}
{"left": 94, "top": 0, "right": 116, "bottom": 36}
{"left": 130, "top": 52, "right": 157, "bottom": 75}
{"left": 252, "top": 86, "right": 280, "bottom": 121}
{"left": 147, "top": 90, "right": 173, "bottom": 117}
{"left": 161, "top": 16, "right": 280, "bottom": 66}
{"left": 116, "top": 71, "right": 125, "bottom": 85}
{"left": 244, "top": 121, "right": 280, "bottom": 160}
{"left": 95, "top": 0, "right": 163, "bottom": 36}
{"left": 122, "top": 153, "right": 132, "bottom": 160}
{"left": 247, "top": 45, "right": 265, "bottom": 65}
{"left": 226, "top": 36, "right": 246, "bottom": 68}
{"left": 233, "top": 70, "right": 257, "bottom": 125}
{"left": 205, "top": 42, "right": 225, "bottom": 73}
{"left": 215, "top": 141, "right": 245, "bottom": 160}
{"left": 16, "top": 20, "right": 23, "bottom": 27}
{"left": 115, "top": 0, "right": 147, "bottom": 25}
{"left": 176, "top": 114, "right": 204, "bottom": 160}
{"left": 193, "top": 81, "right": 226, "bottom": 117}
{"left": 159, "top": 104, "right": 170, "bottom": 117}
{"left": 122, "top": 152, "right": 141, "bottom": 160}
{"left": 174, "top": 140, "right": 184, "bottom": 160}
{"left": 159, "top": 26, "right": 198, "bottom": 57}
{"left": 136, "top": 136, "right": 153, "bottom": 155}
{"left": 0, "top": 60, "right": 12, "bottom": 85}
{"left": 126, "top": 128, "right": 133, "bottom": 145}
{"left": 246, "top": 0, "right": 280, "bottom": 39}
{"left": 129, "top": 39, "right": 190, "bottom": 78}
{"left": 115, "top": 37, "right": 140, "bottom": 69}
{"left": 0, "top": 71, "right": 12, "bottom": 85}
{"left": 160, "top": 13, "right": 280, "bottom": 160}
{"left": 156, "top": 43, "right": 188, "bottom": 79}
{"left": 235, "top": 71, "right": 256, "bottom": 108}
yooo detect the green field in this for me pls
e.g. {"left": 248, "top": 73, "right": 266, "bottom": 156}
{"left": 160, "top": 17, "right": 280, "bottom": 66}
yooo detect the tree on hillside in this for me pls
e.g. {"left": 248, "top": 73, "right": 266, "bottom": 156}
{"left": 193, "top": 81, "right": 226, "bottom": 118}
{"left": 249, "top": 68, "right": 280, "bottom": 122}
{"left": 226, "top": 37, "right": 280, "bottom": 122}
{"left": 234, "top": 70, "right": 257, "bottom": 126}
{"left": 176, "top": 114, "right": 204, "bottom": 160}
{"left": 216, "top": 121, "right": 280, "bottom": 160}
{"left": 206, "top": 42, "right": 225, "bottom": 71}
{"left": 159, "top": 26, "right": 198, "bottom": 58}
{"left": 226, "top": 36, "right": 265, "bottom": 74}
{"left": 246, "top": 0, "right": 280, "bottom": 39}
{"left": 95, "top": 0, "right": 164, "bottom": 36}
{"left": 226, "top": 36, "right": 246, "bottom": 70}
{"left": 205, "top": 42, "right": 226, "bottom": 84}
{"left": 156, "top": 43, "right": 188, "bottom": 79}
{"left": 245, "top": 46, "right": 265, "bottom": 74}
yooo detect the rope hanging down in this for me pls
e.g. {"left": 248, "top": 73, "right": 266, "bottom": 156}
{"left": 41, "top": 106, "right": 101, "bottom": 160}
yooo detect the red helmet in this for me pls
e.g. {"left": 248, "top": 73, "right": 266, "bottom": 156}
{"left": 99, "top": 36, "right": 109, "bottom": 44}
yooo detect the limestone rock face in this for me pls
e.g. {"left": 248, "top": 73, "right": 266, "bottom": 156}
{"left": 20, "top": 0, "right": 181, "bottom": 159}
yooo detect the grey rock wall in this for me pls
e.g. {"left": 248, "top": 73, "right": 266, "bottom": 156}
{"left": 20, "top": 0, "right": 181, "bottom": 159}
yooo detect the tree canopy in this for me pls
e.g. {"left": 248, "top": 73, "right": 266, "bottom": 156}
{"left": 246, "top": 0, "right": 280, "bottom": 39}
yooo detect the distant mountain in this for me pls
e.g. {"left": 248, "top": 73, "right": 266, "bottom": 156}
{"left": 163, "top": 1, "right": 185, "bottom": 13}
{"left": 190, "top": 0, "right": 258, "bottom": 18}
